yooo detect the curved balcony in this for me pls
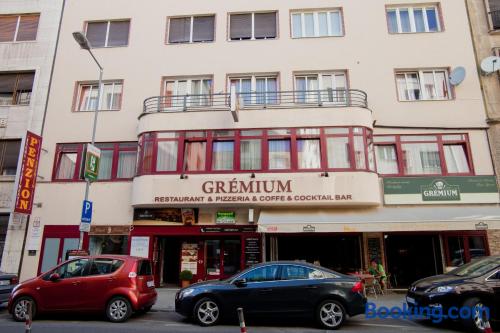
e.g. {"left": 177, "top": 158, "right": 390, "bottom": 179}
{"left": 139, "top": 89, "right": 372, "bottom": 134}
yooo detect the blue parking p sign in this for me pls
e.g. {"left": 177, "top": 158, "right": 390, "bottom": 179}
{"left": 81, "top": 200, "right": 92, "bottom": 223}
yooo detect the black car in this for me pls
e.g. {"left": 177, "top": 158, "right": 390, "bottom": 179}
{"left": 406, "top": 256, "right": 499, "bottom": 333}
{"left": 175, "top": 261, "right": 366, "bottom": 330}
{"left": 0, "top": 272, "right": 18, "bottom": 305}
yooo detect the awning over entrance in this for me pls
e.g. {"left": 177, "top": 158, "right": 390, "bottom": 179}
{"left": 258, "top": 206, "right": 500, "bottom": 233}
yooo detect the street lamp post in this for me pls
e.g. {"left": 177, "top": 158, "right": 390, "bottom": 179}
{"left": 72, "top": 32, "right": 103, "bottom": 250}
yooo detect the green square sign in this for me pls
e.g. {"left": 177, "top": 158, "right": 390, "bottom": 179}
{"left": 84, "top": 144, "right": 101, "bottom": 182}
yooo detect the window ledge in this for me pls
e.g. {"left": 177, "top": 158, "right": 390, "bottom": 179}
{"left": 388, "top": 31, "right": 442, "bottom": 35}
{"left": 0, "top": 40, "right": 37, "bottom": 45}
{"left": 291, "top": 35, "right": 344, "bottom": 39}
{"left": 0, "top": 104, "right": 30, "bottom": 108}
{"left": 73, "top": 109, "right": 121, "bottom": 113}
{"left": 0, "top": 175, "right": 16, "bottom": 182}
{"left": 166, "top": 40, "right": 215, "bottom": 45}
{"left": 397, "top": 98, "right": 453, "bottom": 103}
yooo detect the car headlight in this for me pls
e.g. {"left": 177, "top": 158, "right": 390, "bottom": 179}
{"left": 179, "top": 288, "right": 195, "bottom": 299}
{"left": 427, "top": 285, "right": 456, "bottom": 293}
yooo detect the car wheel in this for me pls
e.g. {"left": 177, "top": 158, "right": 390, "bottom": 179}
{"left": 316, "top": 299, "right": 346, "bottom": 330}
{"left": 106, "top": 296, "right": 132, "bottom": 323}
{"left": 462, "top": 297, "right": 489, "bottom": 333}
{"left": 193, "top": 297, "right": 220, "bottom": 326}
{"left": 12, "top": 296, "right": 36, "bottom": 322}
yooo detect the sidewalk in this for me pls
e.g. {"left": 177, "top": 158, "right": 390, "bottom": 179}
{"left": 152, "top": 288, "right": 407, "bottom": 312}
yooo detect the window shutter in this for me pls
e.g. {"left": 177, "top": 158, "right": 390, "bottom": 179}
{"left": 107, "top": 21, "right": 130, "bottom": 46}
{"left": 0, "top": 74, "right": 18, "bottom": 105}
{"left": 192, "top": 16, "right": 215, "bottom": 42}
{"left": 16, "top": 15, "right": 39, "bottom": 41}
{"left": 254, "top": 12, "right": 276, "bottom": 39}
{"left": 230, "top": 14, "right": 252, "bottom": 39}
{"left": 169, "top": 17, "right": 191, "bottom": 43}
{"left": 0, "top": 16, "right": 18, "bottom": 42}
{"left": 86, "top": 22, "right": 107, "bottom": 47}
{"left": 17, "top": 72, "right": 35, "bottom": 91}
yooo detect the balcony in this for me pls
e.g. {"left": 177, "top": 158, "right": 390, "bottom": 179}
{"left": 490, "top": 9, "right": 500, "bottom": 31}
{"left": 139, "top": 89, "right": 372, "bottom": 134}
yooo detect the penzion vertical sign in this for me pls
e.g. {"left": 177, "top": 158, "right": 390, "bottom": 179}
{"left": 14, "top": 131, "right": 42, "bottom": 215}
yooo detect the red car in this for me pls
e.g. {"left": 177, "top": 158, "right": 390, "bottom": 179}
{"left": 8, "top": 255, "right": 157, "bottom": 323}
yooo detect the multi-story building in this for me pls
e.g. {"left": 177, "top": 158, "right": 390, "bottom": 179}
{"left": 466, "top": 0, "right": 500, "bottom": 255}
{"left": 0, "top": 0, "right": 64, "bottom": 273}
{"left": 17, "top": 0, "right": 500, "bottom": 288}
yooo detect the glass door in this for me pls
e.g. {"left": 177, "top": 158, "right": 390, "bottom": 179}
{"left": 40, "top": 237, "right": 79, "bottom": 274}
{"left": 222, "top": 239, "right": 241, "bottom": 278}
{"left": 203, "top": 239, "right": 242, "bottom": 280}
{"left": 205, "top": 240, "right": 221, "bottom": 279}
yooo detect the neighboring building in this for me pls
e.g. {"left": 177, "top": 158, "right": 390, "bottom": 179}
{"left": 20, "top": 0, "right": 500, "bottom": 288}
{"left": 466, "top": 0, "right": 500, "bottom": 255}
{"left": 0, "top": 0, "right": 64, "bottom": 273}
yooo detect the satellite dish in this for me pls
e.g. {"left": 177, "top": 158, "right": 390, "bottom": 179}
{"left": 449, "top": 67, "right": 466, "bottom": 86}
{"left": 480, "top": 56, "right": 500, "bottom": 75}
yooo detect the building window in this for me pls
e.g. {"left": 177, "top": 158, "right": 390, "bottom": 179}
{"left": 167, "top": 15, "right": 215, "bottom": 43}
{"left": 374, "top": 134, "right": 472, "bottom": 176}
{"left": 85, "top": 20, "right": 130, "bottom": 48}
{"left": 240, "top": 130, "right": 262, "bottom": 170}
{"left": 295, "top": 72, "right": 347, "bottom": 103}
{"left": 291, "top": 10, "right": 343, "bottom": 38}
{"left": 184, "top": 139, "right": 207, "bottom": 172}
{"left": 212, "top": 141, "right": 234, "bottom": 171}
{"left": 229, "top": 12, "right": 277, "bottom": 40}
{"left": 75, "top": 81, "right": 123, "bottom": 111}
{"left": 296, "top": 128, "right": 321, "bottom": 169}
{"left": 387, "top": 6, "right": 441, "bottom": 33}
{"left": 0, "top": 140, "right": 21, "bottom": 176}
{"left": 229, "top": 75, "right": 278, "bottom": 105}
{"left": 396, "top": 69, "right": 450, "bottom": 101}
{"left": 156, "top": 132, "right": 179, "bottom": 172}
{"left": 444, "top": 234, "right": 488, "bottom": 267}
{"left": 164, "top": 77, "right": 212, "bottom": 107}
{"left": 0, "top": 72, "right": 35, "bottom": 106}
{"left": 54, "top": 143, "right": 137, "bottom": 181}
{"left": 0, "top": 14, "right": 39, "bottom": 42}
{"left": 89, "top": 235, "right": 128, "bottom": 255}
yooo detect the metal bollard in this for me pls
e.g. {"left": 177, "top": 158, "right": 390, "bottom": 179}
{"left": 237, "top": 307, "right": 247, "bottom": 333}
{"left": 25, "top": 301, "right": 32, "bottom": 333}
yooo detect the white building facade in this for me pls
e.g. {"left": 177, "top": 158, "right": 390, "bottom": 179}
{"left": 17, "top": 0, "right": 500, "bottom": 287}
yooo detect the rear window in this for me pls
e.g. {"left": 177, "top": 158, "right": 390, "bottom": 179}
{"left": 137, "top": 260, "right": 152, "bottom": 276}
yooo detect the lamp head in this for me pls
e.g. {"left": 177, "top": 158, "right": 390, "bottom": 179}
{"left": 72, "top": 31, "right": 91, "bottom": 50}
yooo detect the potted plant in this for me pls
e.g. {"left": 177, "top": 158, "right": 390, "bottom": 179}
{"left": 179, "top": 270, "right": 193, "bottom": 288}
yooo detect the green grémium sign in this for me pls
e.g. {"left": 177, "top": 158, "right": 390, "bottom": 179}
{"left": 421, "top": 179, "right": 460, "bottom": 201}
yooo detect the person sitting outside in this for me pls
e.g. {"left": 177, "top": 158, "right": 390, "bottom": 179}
{"left": 368, "top": 259, "right": 387, "bottom": 290}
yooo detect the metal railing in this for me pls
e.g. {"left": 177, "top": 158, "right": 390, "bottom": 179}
{"left": 490, "top": 10, "right": 500, "bottom": 30}
{"left": 143, "top": 89, "right": 368, "bottom": 113}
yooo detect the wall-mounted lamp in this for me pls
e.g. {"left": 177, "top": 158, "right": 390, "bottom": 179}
{"left": 180, "top": 174, "right": 188, "bottom": 179}
{"left": 250, "top": 173, "right": 256, "bottom": 178}
{"left": 320, "top": 172, "right": 329, "bottom": 177}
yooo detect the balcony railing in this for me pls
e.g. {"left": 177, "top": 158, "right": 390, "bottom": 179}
{"left": 490, "top": 10, "right": 500, "bottom": 30}
{"left": 143, "top": 89, "right": 368, "bottom": 113}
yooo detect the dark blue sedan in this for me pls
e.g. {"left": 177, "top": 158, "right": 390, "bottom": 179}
{"left": 175, "top": 261, "right": 366, "bottom": 329}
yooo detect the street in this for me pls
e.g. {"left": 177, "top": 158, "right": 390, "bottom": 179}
{"left": 0, "top": 303, "right": 477, "bottom": 333}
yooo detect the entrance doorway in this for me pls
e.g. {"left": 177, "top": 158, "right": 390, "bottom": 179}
{"left": 161, "top": 238, "right": 181, "bottom": 285}
{"left": 385, "top": 234, "right": 443, "bottom": 288}
{"left": 271, "top": 235, "right": 362, "bottom": 273}
{"left": 205, "top": 239, "right": 241, "bottom": 280}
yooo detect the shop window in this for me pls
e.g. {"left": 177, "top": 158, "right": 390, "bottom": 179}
{"left": 0, "top": 140, "right": 21, "bottom": 176}
{"left": 0, "top": 72, "right": 35, "bottom": 106}
{"left": 0, "top": 14, "right": 39, "bottom": 42}
{"left": 85, "top": 20, "right": 130, "bottom": 48}
{"left": 445, "top": 234, "right": 488, "bottom": 267}
{"left": 75, "top": 81, "right": 123, "bottom": 111}
{"left": 89, "top": 235, "right": 128, "bottom": 255}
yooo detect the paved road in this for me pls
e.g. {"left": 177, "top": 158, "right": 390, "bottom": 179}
{"left": 0, "top": 304, "right": 471, "bottom": 333}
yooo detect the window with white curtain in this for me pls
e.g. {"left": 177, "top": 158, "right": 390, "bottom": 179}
{"left": 117, "top": 151, "right": 136, "bottom": 178}
{"left": 402, "top": 142, "right": 442, "bottom": 175}
{"left": 295, "top": 73, "right": 346, "bottom": 104}
{"left": 387, "top": 6, "right": 441, "bottom": 33}
{"left": 229, "top": 75, "right": 278, "bottom": 105}
{"left": 76, "top": 81, "right": 123, "bottom": 111}
{"left": 297, "top": 139, "right": 321, "bottom": 169}
{"left": 212, "top": 141, "right": 234, "bottom": 170}
{"left": 291, "top": 10, "right": 343, "bottom": 38}
{"left": 241, "top": 139, "right": 262, "bottom": 170}
{"left": 375, "top": 145, "right": 399, "bottom": 174}
{"left": 164, "top": 77, "right": 212, "bottom": 107}
{"left": 56, "top": 153, "right": 78, "bottom": 179}
{"left": 229, "top": 12, "right": 277, "bottom": 40}
{"left": 326, "top": 137, "right": 351, "bottom": 169}
{"left": 396, "top": 70, "right": 450, "bottom": 101}
{"left": 444, "top": 144, "right": 470, "bottom": 173}
{"left": 184, "top": 141, "right": 206, "bottom": 171}
{"left": 168, "top": 15, "right": 215, "bottom": 43}
{"left": 157, "top": 141, "right": 178, "bottom": 171}
{"left": 97, "top": 146, "right": 114, "bottom": 180}
{"left": 268, "top": 139, "right": 291, "bottom": 169}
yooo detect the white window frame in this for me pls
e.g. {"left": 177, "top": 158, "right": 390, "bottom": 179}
{"left": 228, "top": 74, "right": 279, "bottom": 105}
{"left": 387, "top": 6, "right": 441, "bottom": 33}
{"left": 76, "top": 81, "right": 123, "bottom": 111}
{"left": 396, "top": 69, "right": 451, "bottom": 101}
{"left": 294, "top": 72, "right": 347, "bottom": 104}
{"left": 86, "top": 20, "right": 129, "bottom": 47}
{"left": 164, "top": 77, "right": 213, "bottom": 107}
{"left": 291, "top": 10, "right": 343, "bottom": 38}
{"left": 167, "top": 15, "right": 215, "bottom": 44}
{"left": 229, "top": 12, "right": 277, "bottom": 41}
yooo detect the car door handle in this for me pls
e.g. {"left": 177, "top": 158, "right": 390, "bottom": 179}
{"left": 72, "top": 281, "right": 81, "bottom": 286}
{"left": 107, "top": 278, "right": 116, "bottom": 282}
{"left": 305, "top": 285, "right": 318, "bottom": 289}
{"left": 259, "top": 288, "right": 273, "bottom": 293}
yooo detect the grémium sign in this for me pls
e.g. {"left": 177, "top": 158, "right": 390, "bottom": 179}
{"left": 421, "top": 180, "right": 460, "bottom": 201}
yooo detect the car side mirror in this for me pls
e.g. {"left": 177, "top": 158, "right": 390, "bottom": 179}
{"left": 234, "top": 278, "right": 247, "bottom": 287}
{"left": 49, "top": 273, "right": 60, "bottom": 282}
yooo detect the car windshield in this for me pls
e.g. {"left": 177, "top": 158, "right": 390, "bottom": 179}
{"left": 448, "top": 257, "right": 500, "bottom": 278}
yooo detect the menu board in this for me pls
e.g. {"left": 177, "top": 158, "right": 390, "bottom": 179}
{"left": 180, "top": 242, "right": 198, "bottom": 274}
{"left": 367, "top": 237, "right": 382, "bottom": 262}
{"left": 244, "top": 238, "right": 261, "bottom": 267}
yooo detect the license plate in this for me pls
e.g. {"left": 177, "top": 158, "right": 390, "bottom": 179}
{"left": 0, "top": 281, "right": 9, "bottom": 286}
{"left": 406, "top": 296, "right": 416, "bottom": 305}
{"left": 146, "top": 280, "right": 154, "bottom": 288}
